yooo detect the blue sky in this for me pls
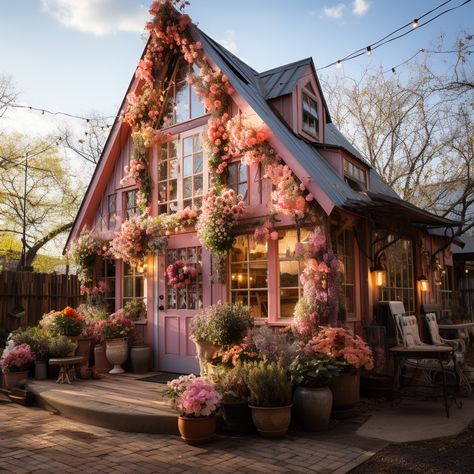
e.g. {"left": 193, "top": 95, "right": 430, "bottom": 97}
{"left": 0, "top": 0, "right": 472, "bottom": 134}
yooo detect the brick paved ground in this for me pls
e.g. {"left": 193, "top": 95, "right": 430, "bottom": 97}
{"left": 0, "top": 400, "right": 383, "bottom": 474}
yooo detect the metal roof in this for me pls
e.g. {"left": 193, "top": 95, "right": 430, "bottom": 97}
{"left": 259, "top": 58, "right": 312, "bottom": 100}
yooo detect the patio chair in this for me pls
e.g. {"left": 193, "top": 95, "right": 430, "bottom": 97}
{"left": 424, "top": 313, "right": 466, "bottom": 354}
{"left": 393, "top": 314, "right": 471, "bottom": 396}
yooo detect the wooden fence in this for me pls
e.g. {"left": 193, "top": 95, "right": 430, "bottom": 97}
{"left": 0, "top": 271, "right": 82, "bottom": 333}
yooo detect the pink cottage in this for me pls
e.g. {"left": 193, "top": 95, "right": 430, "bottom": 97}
{"left": 67, "top": 1, "right": 456, "bottom": 374}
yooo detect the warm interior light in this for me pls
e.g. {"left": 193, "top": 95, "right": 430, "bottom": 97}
{"left": 418, "top": 275, "right": 429, "bottom": 292}
{"left": 371, "top": 262, "right": 386, "bottom": 287}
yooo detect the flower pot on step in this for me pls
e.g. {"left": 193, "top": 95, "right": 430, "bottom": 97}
{"left": 3, "top": 370, "right": 28, "bottom": 389}
{"left": 329, "top": 372, "right": 360, "bottom": 409}
{"left": 130, "top": 345, "right": 151, "bottom": 373}
{"left": 221, "top": 401, "right": 254, "bottom": 435}
{"left": 178, "top": 415, "right": 216, "bottom": 445}
{"left": 293, "top": 386, "right": 332, "bottom": 431}
{"left": 94, "top": 344, "right": 113, "bottom": 373}
{"left": 248, "top": 404, "right": 292, "bottom": 438}
{"left": 105, "top": 338, "right": 129, "bottom": 374}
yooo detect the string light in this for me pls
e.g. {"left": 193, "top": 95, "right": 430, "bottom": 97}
{"left": 317, "top": 0, "right": 471, "bottom": 71}
{"left": 336, "top": 60, "right": 342, "bottom": 69}
{"left": 412, "top": 18, "right": 419, "bottom": 29}
{"left": 366, "top": 46, "right": 372, "bottom": 56}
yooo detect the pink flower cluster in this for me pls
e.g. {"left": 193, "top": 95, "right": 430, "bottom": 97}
{"left": 192, "top": 65, "right": 234, "bottom": 114}
{"left": 99, "top": 311, "right": 134, "bottom": 340}
{"left": 254, "top": 221, "right": 278, "bottom": 244}
{"left": 1, "top": 344, "right": 34, "bottom": 373}
{"left": 306, "top": 327, "right": 374, "bottom": 371}
{"left": 120, "top": 159, "right": 145, "bottom": 187}
{"left": 206, "top": 113, "right": 231, "bottom": 174}
{"left": 196, "top": 188, "right": 245, "bottom": 255}
{"left": 80, "top": 280, "right": 106, "bottom": 296}
{"left": 175, "top": 376, "right": 221, "bottom": 417}
{"left": 166, "top": 260, "right": 197, "bottom": 288}
{"left": 175, "top": 207, "right": 199, "bottom": 229}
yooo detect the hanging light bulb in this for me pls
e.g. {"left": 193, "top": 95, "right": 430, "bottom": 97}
{"left": 366, "top": 46, "right": 372, "bottom": 56}
{"left": 412, "top": 18, "right": 419, "bottom": 29}
{"left": 336, "top": 60, "right": 342, "bottom": 69}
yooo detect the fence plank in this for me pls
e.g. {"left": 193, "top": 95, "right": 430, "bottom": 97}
{"left": 0, "top": 271, "right": 82, "bottom": 333}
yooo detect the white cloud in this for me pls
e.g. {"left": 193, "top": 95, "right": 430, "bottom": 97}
{"left": 323, "top": 4, "right": 346, "bottom": 20}
{"left": 217, "top": 30, "right": 238, "bottom": 54}
{"left": 352, "top": 0, "right": 370, "bottom": 16}
{"left": 40, "top": 0, "right": 148, "bottom": 36}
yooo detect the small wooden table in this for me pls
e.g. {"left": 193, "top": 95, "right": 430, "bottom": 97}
{"left": 438, "top": 322, "right": 474, "bottom": 345}
{"left": 49, "top": 357, "right": 86, "bottom": 384}
{"left": 390, "top": 345, "right": 460, "bottom": 418}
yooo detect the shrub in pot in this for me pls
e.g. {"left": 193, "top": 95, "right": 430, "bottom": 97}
{"left": 163, "top": 374, "right": 221, "bottom": 445}
{"left": 1, "top": 343, "right": 34, "bottom": 389}
{"left": 123, "top": 299, "right": 147, "bottom": 321}
{"left": 28, "top": 328, "right": 50, "bottom": 380}
{"left": 48, "top": 336, "right": 77, "bottom": 358}
{"left": 244, "top": 361, "right": 293, "bottom": 438}
{"left": 49, "top": 307, "right": 85, "bottom": 348}
{"left": 290, "top": 354, "right": 340, "bottom": 430}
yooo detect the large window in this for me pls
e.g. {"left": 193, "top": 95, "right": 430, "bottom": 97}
{"left": 103, "top": 260, "right": 116, "bottom": 313}
{"left": 439, "top": 266, "right": 453, "bottom": 311}
{"left": 107, "top": 194, "right": 116, "bottom": 231}
{"left": 167, "top": 246, "right": 202, "bottom": 310}
{"left": 344, "top": 159, "right": 367, "bottom": 190}
{"left": 158, "top": 140, "right": 179, "bottom": 214}
{"left": 230, "top": 235, "right": 268, "bottom": 318}
{"left": 164, "top": 60, "right": 205, "bottom": 125}
{"left": 378, "top": 238, "right": 415, "bottom": 314}
{"left": 331, "top": 228, "right": 356, "bottom": 320}
{"left": 227, "top": 162, "right": 248, "bottom": 201}
{"left": 182, "top": 134, "right": 204, "bottom": 209}
{"left": 124, "top": 190, "right": 138, "bottom": 219}
{"left": 302, "top": 92, "right": 319, "bottom": 137}
{"left": 123, "top": 263, "right": 145, "bottom": 305}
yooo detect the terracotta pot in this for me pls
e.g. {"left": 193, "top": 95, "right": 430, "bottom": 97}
{"left": 248, "top": 404, "right": 292, "bottom": 438}
{"left": 329, "top": 372, "right": 360, "bottom": 409}
{"left": 34, "top": 361, "right": 48, "bottom": 380}
{"left": 94, "top": 344, "right": 113, "bottom": 374}
{"left": 293, "top": 386, "right": 332, "bottom": 431}
{"left": 178, "top": 415, "right": 216, "bottom": 445}
{"left": 76, "top": 337, "right": 93, "bottom": 365}
{"left": 221, "top": 401, "right": 254, "bottom": 435}
{"left": 105, "top": 338, "right": 129, "bottom": 374}
{"left": 130, "top": 345, "right": 151, "bottom": 373}
{"left": 3, "top": 370, "right": 28, "bottom": 389}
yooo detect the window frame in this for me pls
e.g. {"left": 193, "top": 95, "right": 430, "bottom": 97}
{"left": 301, "top": 90, "right": 319, "bottom": 138}
{"left": 124, "top": 189, "right": 138, "bottom": 219}
{"left": 227, "top": 160, "right": 249, "bottom": 203}
{"left": 122, "top": 262, "right": 146, "bottom": 306}
{"left": 107, "top": 194, "right": 116, "bottom": 231}
{"left": 181, "top": 133, "right": 204, "bottom": 210}
{"left": 343, "top": 158, "right": 368, "bottom": 190}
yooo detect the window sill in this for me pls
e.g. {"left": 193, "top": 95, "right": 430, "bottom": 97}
{"left": 133, "top": 320, "right": 148, "bottom": 326}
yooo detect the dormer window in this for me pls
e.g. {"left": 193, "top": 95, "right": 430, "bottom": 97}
{"left": 344, "top": 158, "right": 367, "bottom": 191}
{"left": 302, "top": 92, "right": 319, "bottom": 137}
{"left": 164, "top": 60, "right": 205, "bottom": 126}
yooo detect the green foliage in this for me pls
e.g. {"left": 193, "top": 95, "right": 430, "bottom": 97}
{"left": 215, "top": 364, "right": 250, "bottom": 402}
{"left": 123, "top": 299, "right": 147, "bottom": 321}
{"left": 289, "top": 355, "right": 341, "bottom": 388}
{"left": 244, "top": 361, "right": 292, "bottom": 407}
{"left": 76, "top": 304, "right": 108, "bottom": 321}
{"left": 191, "top": 302, "right": 253, "bottom": 347}
{"left": 48, "top": 336, "right": 77, "bottom": 358}
{"left": 50, "top": 314, "right": 84, "bottom": 337}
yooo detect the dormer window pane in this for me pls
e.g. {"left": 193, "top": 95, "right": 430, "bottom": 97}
{"left": 302, "top": 93, "right": 319, "bottom": 137}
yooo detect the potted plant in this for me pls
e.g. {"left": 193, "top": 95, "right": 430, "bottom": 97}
{"left": 191, "top": 302, "right": 253, "bottom": 374}
{"left": 50, "top": 306, "right": 85, "bottom": 350}
{"left": 289, "top": 354, "right": 340, "bottom": 430}
{"left": 48, "top": 336, "right": 77, "bottom": 358}
{"left": 307, "top": 327, "right": 374, "bottom": 409}
{"left": 28, "top": 328, "right": 51, "bottom": 380}
{"left": 1, "top": 343, "right": 34, "bottom": 389}
{"left": 244, "top": 361, "right": 293, "bottom": 438}
{"left": 216, "top": 364, "right": 253, "bottom": 435}
{"left": 100, "top": 311, "right": 133, "bottom": 374}
{"left": 163, "top": 374, "right": 221, "bottom": 445}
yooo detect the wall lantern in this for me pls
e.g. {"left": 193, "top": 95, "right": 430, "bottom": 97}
{"left": 371, "top": 261, "right": 386, "bottom": 287}
{"left": 418, "top": 275, "right": 429, "bottom": 292}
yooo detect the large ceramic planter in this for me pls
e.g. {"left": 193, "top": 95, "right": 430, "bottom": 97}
{"left": 105, "top": 338, "right": 129, "bottom": 374}
{"left": 248, "top": 404, "right": 292, "bottom": 438}
{"left": 130, "top": 345, "right": 151, "bottom": 373}
{"left": 193, "top": 340, "right": 220, "bottom": 375}
{"left": 34, "top": 361, "right": 48, "bottom": 380}
{"left": 94, "top": 344, "right": 113, "bottom": 373}
{"left": 3, "top": 370, "right": 28, "bottom": 389}
{"left": 221, "top": 401, "right": 254, "bottom": 435}
{"left": 293, "top": 386, "right": 333, "bottom": 431}
{"left": 178, "top": 415, "right": 216, "bottom": 445}
{"left": 76, "top": 337, "right": 93, "bottom": 365}
{"left": 329, "top": 372, "right": 360, "bottom": 409}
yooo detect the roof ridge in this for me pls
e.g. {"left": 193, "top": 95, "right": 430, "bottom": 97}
{"left": 258, "top": 57, "right": 313, "bottom": 76}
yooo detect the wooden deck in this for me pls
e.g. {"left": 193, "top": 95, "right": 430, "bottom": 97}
{"left": 27, "top": 373, "right": 179, "bottom": 435}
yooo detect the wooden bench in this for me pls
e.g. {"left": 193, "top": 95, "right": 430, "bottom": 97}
{"left": 49, "top": 357, "right": 86, "bottom": 384}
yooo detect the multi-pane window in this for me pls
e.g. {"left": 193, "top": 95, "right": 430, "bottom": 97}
{"left": 124, "top": 190, "right": 138, "bottom": 219}
{"left": 158, "top": 141, "right": 179, "bottom": 214}
{"left": 227, "top": 162, "right": 248, "bottom": 201}
{"left": 107, "top": 194, "right": 116, "bottom": 231}
{"left": 344, "top": 159, "right": 367, "bottom": 189}
{"left": 278, "top": 229, "right": 312, "bottom": 318}
{"left": 182, "top": 134, "right": 204, "bottom": 209}
{"left": 302, "top": 92, "right": 319, "bottom": 136}
{"left": 123, "top": 262, "right": 145, "bottom": 305}
{"left": 378, "top": 238, "right": 415, "bottom": 314}
{"left": 167, "top": 247, "right": 202, "bottom": 310}
{"left": 230, "top": 235, "right": 268, "bottom": 318}
{"left": 439, "top": 266, "right": 453, "bottom": 311}
{"left": 164, "top": 61, "right": 205, "bottom": 125}
{"left": 103, "top": 260, "right": 116, "bottom": 313}
{"left": 331, "top": 228, "right": 355, "bottom": 320}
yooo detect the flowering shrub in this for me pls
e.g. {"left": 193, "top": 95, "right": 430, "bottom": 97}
{"left": 99, "top": 311, "right": 134, "bottom": 340}
{"left": 196, "top": 188, "right": 245, "bottom": 255}
{"left": 111, "top": 213, "right": 166, "bottom": 266}
{"left": 123, "top": 299, "right": 147, "bottom": 321}
{"left": 163, "top": 374, "right": 221, "bottom": 417}
{"left": 50, "top": 306, "right": 85, "bottom": 337}
{"left": 205, "top": 114, "right": 232, "bottom": 176}
{"left": 48, "top": 336, "right": 77, "bottom": 358}
{"left": 166, "top": 260, "right": 197, "bottom": 288}
{"left": 289, "top": 354, "right": 341, "bottom": 388}
{"left": 162, "top": 208, "right": 199, "bottom": 233}
{"left": 1, "top": 343, "right": 34, "bottom": 373}
{"left": 306, "top": 327, "right": 374, "bottom": 371}
{"left": 253, "top": 221, "right": 278, "bottom": 244}
{"left": 221, "top": 340, "right": 259, "bottom": 367}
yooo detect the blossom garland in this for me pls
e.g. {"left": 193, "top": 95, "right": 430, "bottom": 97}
{"left": 166, "top": 260, "right": 197, "bottom": 288}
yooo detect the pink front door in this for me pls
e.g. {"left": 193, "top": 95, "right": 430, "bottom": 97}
{"left": 157, "top": 233, "right": 209, "bottom": 374}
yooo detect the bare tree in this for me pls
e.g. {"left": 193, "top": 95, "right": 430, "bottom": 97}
{"left": 0, "top": 75, "right": 17, "bottom": 119}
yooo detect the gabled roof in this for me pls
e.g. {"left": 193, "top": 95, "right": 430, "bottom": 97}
{"left": 259, "top": 58, "right": 312, "bottom": 100}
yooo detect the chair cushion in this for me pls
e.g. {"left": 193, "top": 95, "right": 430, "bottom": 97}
{"left": 425, "top": 313, "right": 442, "bottom": 345}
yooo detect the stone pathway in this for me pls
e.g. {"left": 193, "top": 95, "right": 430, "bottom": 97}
{"left": 0, "top": 401, "right": 383, "bottom": 473}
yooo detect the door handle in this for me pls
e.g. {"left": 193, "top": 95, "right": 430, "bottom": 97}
{"left": 158, "top": 305, "right": 164, "bottom": 311}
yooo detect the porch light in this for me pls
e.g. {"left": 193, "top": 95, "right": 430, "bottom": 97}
{"left": 371, "top": 262, "right": 386, "bottom": 287}
{"left": 418, "top": 275, "right": 429, "bottom": 292}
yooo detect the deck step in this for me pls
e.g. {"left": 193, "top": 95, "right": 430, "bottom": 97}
{"left": 27, "top": 376, "right": 179, "bottom": 435}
